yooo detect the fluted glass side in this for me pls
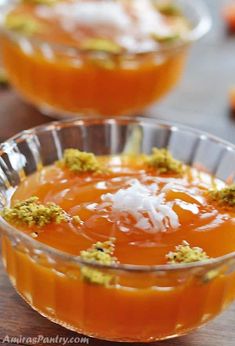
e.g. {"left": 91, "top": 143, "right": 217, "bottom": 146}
{"left": 0, "top": 116, "right": 235, "bottom": 342}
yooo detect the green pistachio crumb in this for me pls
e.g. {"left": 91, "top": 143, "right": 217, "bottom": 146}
{"left": 4, "top": 14, "right": 41, "bottom": 36}
{"left": 166, "top": 240, "right": 210, "bottom": 264}
{"left": 144, "top": 148, "right": 183, "bottom": 175}
{"left": 2, "top": 196, "right": 68, "bottom": 227}
{"left": 80, "top": 267, "right": 114, "bottom": 286}
{"left": 80, "top": 238, "right": 117, "bottom": 286}
{"left": 152, "top": 32, "right": 180, "bottom": 43}
{"left": 156, "top": 1, "right": 182, "bottom": 16}
{"left": 81, "top": 38, "right": 122, "bottom": 54}
{"left": 89, "top": 57, "right": 118, "bottom": 70}
{"left": 80, "top": 238, "right": 116, "bottom": 264}
{"left": 72, "top": 215, "right": 83, "bottom": 225}
{"left": 202, "top": 269, "right": 219, "bottom": 283}
{"left": 208, "top": 184, "right": 235, "bottom": 207}
{"left": 152, "top": 6, "right": 190, "bottom": 43}
{"left": 22, "top": 0, "right": 58, "bottom": 5}
{"left": 59, "top": 148, "right": 106, "bottom": 174}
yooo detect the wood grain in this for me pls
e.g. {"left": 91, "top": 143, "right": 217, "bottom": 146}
{"left": 0, "top": 0, "right": 235, "bottom": 345}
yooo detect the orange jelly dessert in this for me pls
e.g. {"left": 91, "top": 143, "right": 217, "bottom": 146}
{"left": 0, "top": 0, "right": 191, "bottom": 116}
{"left": 1, "top": 148, "right": 235, "bottom": 342}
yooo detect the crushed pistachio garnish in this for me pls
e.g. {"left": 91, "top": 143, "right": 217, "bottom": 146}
{"left": 202, "top": 269, "right": 220, "bottom": 283}
{"left": 2, "top": 196, "right": 68, "bottom": 227}
{"left": 58, "top": 148, "right": 106, "bottom": 174}
{"left": 80, "top": 267, "right": 111, "bottom": 286}
{"left": 144, "top": 148, "right": 183, "bottom": 175}
{"left": 72, "top": 215, "right": 83, "bottom": 225}
{"left": 89, "top": 56, "right": 119, "bottom": 70}
{"left": 80, "top": 238, "right": 116, "bottom": 264}
{"left": 152, "top": 33, "right": 180, "bottom": 43}
{"left": 22, "top": 0, "right": 58, "bottom": 5}
{"left": 208, "top": 184, "right": 235, "bottom": 207}
{"left": 4, "top": 14, "right": 41, "bottom": 36}
{"left": 81, "top": 38, "right": 122, "bottom": 54}
{"left": 166, "top": 240, "right": 210, "bottom": 264}
{"left": 155, "top": 1, "right": 182, "bottom": 16}
{"left": 80, "top": 238, "right": 117, "bottom": 286}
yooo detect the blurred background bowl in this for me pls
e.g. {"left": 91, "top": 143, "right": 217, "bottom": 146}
{"left": 0, "top": 0, "right": 211, "bottom": 118}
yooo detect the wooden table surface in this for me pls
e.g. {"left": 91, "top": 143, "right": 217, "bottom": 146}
{"left": 0, "top": 0, "right": 235, "bottom": 345}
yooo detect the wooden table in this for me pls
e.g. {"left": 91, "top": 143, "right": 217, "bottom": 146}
{"left": 0, "top": 0, "right": 235, "bottom": 345}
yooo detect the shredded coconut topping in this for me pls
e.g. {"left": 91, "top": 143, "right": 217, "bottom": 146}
{"left": 36, "top": 0, "right": 177, "bottom": 52}
{"left": 37, "top": 1, "right": 132, "bottom": 29}
{"left": 101, "top": 179, "right": 180, "bottom": 233}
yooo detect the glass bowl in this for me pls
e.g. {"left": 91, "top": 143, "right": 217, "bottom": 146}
{"left": 0, "top": 116, "right": 235, "bottom": 342}
{"left": 0, "top": 0, "right": 211, "bottom": 118}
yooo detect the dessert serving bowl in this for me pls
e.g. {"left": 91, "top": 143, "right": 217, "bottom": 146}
{"left": 0, "top": 0, "right": 211, "bottom": 118}
{"left": 0, "top": 116, "right": 235, "bottom": 342}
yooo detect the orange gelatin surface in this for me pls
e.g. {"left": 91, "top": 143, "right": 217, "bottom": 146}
{"left": 2, "top": 0, "right": 189, "bottom": 115}
{"left": 2, "top": 155, "right": 235, "bottom": 342}
{"left": 8, "top": 157, "right": 235, "bottom": 263}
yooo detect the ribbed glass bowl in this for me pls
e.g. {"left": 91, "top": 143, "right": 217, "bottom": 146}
{"left": 0, "top": 116, "right": 235, "bottom": 342}
{"left": 0, "top": 0, "right": 211, "bottom": 117}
